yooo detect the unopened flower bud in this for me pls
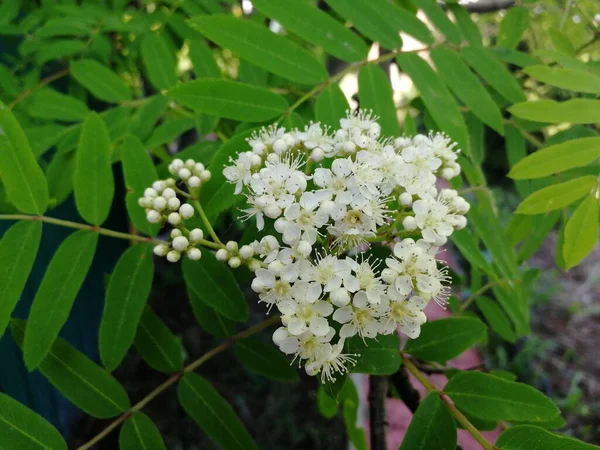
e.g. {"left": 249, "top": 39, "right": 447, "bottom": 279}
{"left": 239, "top": 245, "right": 254, "bottom": 259}
{"left": 248, "top": 259, "right": 261, "bottom": 272}
{"left": 185, "top": 159, "right": 195, "bottom": 168}
{"left": 179, "top": 204, "right": 194, "bottom": 219}
{"left": 274, "top": 218, "right": 288, "bottom": 233}
{"left": 152, "top": 180, "right": 166, "bottom": 192}
{"left": 311, "top": 148, "right": 325, "bottom": 162}
{"left": 188, "top": 176, "right": 201, "bottom": 188}
{"left": 264, "top": 203, "right": 282, "bottom": 219}
{"left": 189, "top": 228, "right": 204, "bottom": 242}
{"left": 144, "top": 188, "right": 158, "bottom": 198}
{"left": 166, "top": 250, "right": 180, "bottom": 263}
{"left": 226, "top": 241, "right": 238, "bottom": 252}
{"left": 200, "top": 170, "right": 211, "bottom": 182}
{"left": 165, "top": 178, "right": 176, "bottom": 187}
{"left": 153, "top": 244, "right": 169, "bottom": 257}
{"left": 297, "top": 240, "right": 312, "bottom": 257}
{"left": 187, "top": 248, "right": 202, "bottom": 261}
{"left": 172, "top": 236, "right": 189, "bottom": 251}
{"left": 153, "top": 197, "right": 167, "bottom": 210}
{"left": 178, "top": 168, "right": 191, "bottom": 180}
{"left": 167, "top": 212, "right": 181, "bottom": 225}
{"left": 171, "top": 229, "right": 182, "bottom": 238}
{"left": 403, "top": 216, "right": 417, "bottom": 231}
{"left": 330, "top": 288, "right": 351, "bottom": 307}
{"left": 216, "top": 249, "right": 229, "bottom": 261}
{"left": 167, "top": 197, "right": 181, "bottom": 210}
{"left": 381, "top": 268, "right": 398, "bottom": 284}
{"left": 267, "top": 260, "right": 284, "bottom": 275}
{"left": 399, "top": 192, "right": 413, "bottom": 206}
{"left": 228, "top": 256, "right": 241, "bottom": 269}
{"left": 162, "top": 188, "right": 176, "bottom": 199}
{"left": 146, "top": 210, "right": 161, "bottom": 223}
{"left": 272, "top": 327, "right": 288, "bottom": 345}
{"left": 273, "top": 139, "right": 287, "bottom": 153}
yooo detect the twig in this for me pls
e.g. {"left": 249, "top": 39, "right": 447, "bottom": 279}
{"left": 369, "top": 375, "right": 389, "bottom": 450}
{"left": 8, "top": 68, "right": 69, "bottom": 109}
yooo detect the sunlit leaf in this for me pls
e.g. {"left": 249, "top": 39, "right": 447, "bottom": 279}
{"left": 563, "top": 195, "right": 599, "bottom": 270}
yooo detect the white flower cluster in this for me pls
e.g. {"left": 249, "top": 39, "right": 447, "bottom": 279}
{"left": 222, "top": 110, "right": 470, "bottom": 383}
{"left": 138, "top": 158, "right": 211, "bottom": 262}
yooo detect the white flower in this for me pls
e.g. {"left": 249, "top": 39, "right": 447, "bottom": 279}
{"left": 278, "top": 282, "right": 332, "bottom": 336}
{"left": 223, "top": 151, "right": 255, "bottom": 194}
{"left": 333, "top": 291, "right": 383, "bottom": 339}
{"left": 280, "top": 192, "right": 329, "bottom": 244}
{"left": 304, "top": 340, "right": 357, "bottom": 383}
{"left": 412, "top": 190, "right": 467, "bottom": 245}
{"left": 297, "top": 123, "right": 335, "bottom": 154}
{"left": 304, "top": 254, "right": 351, "bottom": 292}
{"left": 344, "top": 258, "right": 386, "bottom": 304}
{"left": 380, "top": 293, "right": 427, "bottom": 338}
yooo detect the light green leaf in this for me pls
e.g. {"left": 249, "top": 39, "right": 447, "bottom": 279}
{"left": 252, "top": 0, "right": 368, "bottom": 62}
{"left": 431, "top": 47, "right": 504, "bottom": 134}
{"left": 100, "top": 245, "right": 154, "bottom": 371}
{"left": 508, "top": 137, "right": 600, "bottom": 180}
{"left": 563, "top": 195, "right": 599, "bottom": 270}
{"left": 24, "top": 231, "right": 98, "bottom": 370}
{"left": 505, "top": 124, "right": 530, "bottom": 197}
{"left": 399, "top": 392, "right": 456, "bottom": 450}
{"left": 497, "top": 6, "right": 529, "bottom": 50}
{"left": 410, "top": 0, "right": 461, "bottom": 45}
{"left": 475, "top": 296, "right": 516, "bottom": 343}
{"left": 509, "top": 99, "right": 600, "bottom": 124}
{"left": 130, "top": 95, "right": 170, "bottom": 141}
{"left": 119, "top": 412, "right": 166, "bottom": 450}
{"left": 182, "top": 252, "right": 248, "bottom": 322}
{"left": 71, "top": 59, "right": 132, "bottom": 102}
{"left": 178, "top": 373, "right": 258, "bottom": 450}
{"left": 36, "top": 40, "right": 86, "bottom": 65}
{"left": 448, "top": 3, "right": 482, "bottom": 46}
{"left": 0, "top": 101, "right": 49, "bottom": 214}
{"left": 141, "top": 32, "right": 177, "bottom": 90}
{"left": 396, "top": 53, "right": 469, "bottom": 155}
{"left": 345, "top": 333, "right": 401, "bottom": 375}
{"left": 404, "top": 317, "right": 487, "bottom": 363}
{"left": 25, "top": 124, "right": 69, "bottom": 158}
{"left": 11, "top": 319, "right": 131, "bottom": 418}
{"left": 0, "top": 221, "right": 42, "bottom": 338}
{"left": 74, "top": 113, "right": 115, "bottom": 225}
{"left": 315, "top": 84, "right": 349, "bottom": 129}
{"left": 493, "top": 47, "right": 540, "bottom": 68}
{"left": 496, "top": 424, "right": 600, "bottom": 450}
{"left": 0, "top": 392, "right": 66, "bottom": 450}
{"left": 145, "top": 118, "right": 195, "bottom": 149}
{"left": 444, "top": 371, "right": 560, "bottom": 422}
{"left": 189, "top": 290, "right": 236, "bottom": 338}
{"left": 189, "top": 39, "right": 221, "bottom": 79}
{"left": 461, "top": 46, "right": 526, "bottom": 103}
{"left": 524, "top": 65, "right": 600, "bottom": 94}
{"left": 134, "top": 306, "right": 183, "bottom": 374}
{"left": 34, "top": 17, "right": 94, "bottom": 38}
{"left": 549, "top": 28, "right": 576, "bottom": 56}
{"left": 358, "top": 64, "right": 400, "bottom": 137}
{"left": 317, "top": 384, "right": 338, "bottom": 418}
{"left": 28, "top": 89, "right": 90, "bottom": 122}
{"left": 168, "top": 79, "right": 288, "bottom": 121}
{"left": 234, "top": 337, "right": 298, "bottom": 382}
{"left": 515, "top": 176, "right": 597, "bottom": 214}
{"left": 189, "top": 15, "right": 327, "bottom": 84}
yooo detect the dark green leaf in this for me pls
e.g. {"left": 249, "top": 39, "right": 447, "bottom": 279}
{"left": 509, "top": 99, "right": 600, "bottom": 124}
{"left": 28, "top": 89, "right": 90, "bottom": 122}
{"left": 71, "top": 59, "right": 131, "bottom": 102}
{"left": 145, "top": 118, "right": 195, "bottom": 149}
{"left": 189, "top": 15, "right": 327, "bottom": 84}
{"left": 169, "top": 79, "right": 288, "bottom": 121}
{"left": 345, "top": 333, "right": 401, "bottom": 375}
{"left": 444, "top": 371, "right": 560, "bottom": 422}
{"left": 404, "top": 317, "right": 487, "bottom": 362}
{"left": 505, "top": 124, "right": 530, "bottom": 197}
{"left": 130, "top": 95, "right": 170, "bottom": 141}
{"left": 358, "top": 64, "right": 400, "bottom": 137}
{"left": 448, "top": 3, "right": 482, "bottom": 46}
{"left": 189, "top": 290, "right": 236, "bottom": 337}
{"left": 100, "top": 245, "right": 154, "bottom": 371}
{"left": 0, "top": 392, "right": 66, "bottom": 450}
{"left": 11, "top": 319, "right": 131, "bottom": 418}
{"left": 496, "top": 424, "right": 599, "bottom": 450}
{"left": 252, "top": 0, "right": 368, "bottom": 62}
{"left": 475, "top": 296, "right": 516, "bottom": 343}
{"left": 24, "top": 231, "right": 98, "bottom": 370}
{"left": 411, "top": 0, "right": 461, "bottom": 44}
{"left": 182, "top": 252, "right": 248, "bottom": 322}
{"left": 178, "top": 373, "right": 258, "bottom": 450}
{"left": 188, "top": 39, "right": 221, "bottom": 79}
{"left": 0, "top": 101, "right": 49, "bottom": 214}
{"left": 119, "top": 412, "right": 166, "bottom": 450}
{"left": 141, "top": 32, "right": 177, "bottom": 90}
{"left": 515, "top": 176, "right": 597, "bottom": 214}
{"left": 399, "top": 392, "right": 456, "bottom": 450}
{"left": 25, "top": 124, "right": 69, "bottom": 158}
{"left": 74, "top": 113, "right": 115, "bottom": 225}
{"left": 134, "top": 306, "right": 183, "bottom": 373}
{"left": 234, "top": 337, "right": 298, "bottom": 382}
{"left": 497, "top": 6, "right": 529, "bottom": 50}
{"left": 564, "top": 195, "right": 599, "bottom": 270}
{"left": 315, "top": 84, "right": 349, "bottom": 129}
{"left": 0, "top": 221, "right": 42, "bottom": 338}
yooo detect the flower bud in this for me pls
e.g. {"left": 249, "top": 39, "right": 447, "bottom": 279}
{"left": 297, "top": 240, "right": 312, "bottom": 257}
{"left": 166, "top": 250, "right": 181, "bottom": 263}
{"left": 185, "top": 159, "right": 195, "bottom": 168}
{"left": 187, "top": 248, "right": 202, "bottom": 261}
{"left": 189, "top": 228, "right": 204, "bottom": 242}
{"left": 179, "top": 204, "right": 194, "bottom": 219}
{"left": 153, "top": 244, "right": 168, "bottom": 257}
{"left": 153, "top": 197, "right": 167, "bottom": 210}
{"left": 152, "top": 180, "right": 166, "bottom": 192}
{"left": 402, "top": 216, "right": 417, "bottom": 231}
{"left": 178, "top": 168, "right": 191, "bottom": 180}
{"left": 170, "top": 158, "right": 184, "bottom": 172}
{"left": 248, "top": 259, "right": 262, "bottom": 272}
{"left": 200, "top": 170, "right": 211, "bottom": 182}
{"left": 165, "top": 178, "right": 176, "bottom": 187}
{"left": 167, "top": 212, "right": 181, "bottom": 225}
{"left": 146, "top": 210, "right": 161, "bottom": 223}
{"left": 239, "top": 245, "right": 254, "bottom": 260}
{"left": 251, "top": 277, "right": 264, "bottom": 292}
{"left": 228, "top": 256, "right": 241, "bottom": 269}
{"left": 264, "top": 203, "right": 282, "bottom": 219}
{"left": 171, "top": 229, "right": 182, "bottom": 238}
{"left": 267, "top": 260, "right": 284, "bottom": 275}
{"left": 138, "top": 197, "right": 151, "bottom": 208}
{"left": 226, "top": 241, "right": 238, "bottom": 252}
{"left": 274, "top": 218, "right": 288, "bottom": 233}
{"left": 188, "top": 176, "right": 201, "bottom": 188}
{"left": 343, "top": 140, "right": 356, "bottom": 153}
{"left": 194, "top": 163, "right": 205, "bottom": 173}
{"left": 399, "top": 192, "right": 413, "bottom": 206}
{"left": 273, "top": 139, "right": 287, "bottom": 153}
{"left": 272, "top": 327, "right": 288, "bottom": 345}
{"left": 172, "top": 236, "right": 189, "bottom": 251}
{"left": 162, "top": 188, "right": 176, "bottom": 199}
{"left": 381, "top": 268, "right": 398, "bottom": 284}
{"left": 216, "top": 249, "right": 229, "bottom": 261}
{"left": 311, "top": 148, "right": 325, "bottom": 162}
{"left": 454, "top": 215, "right": 467, "bottom": 230}
{"left": 167, "top": 197, "right": 181, "bottom": 210}
{"left": 144, "top": 188, "right": 158, "bottom": 198}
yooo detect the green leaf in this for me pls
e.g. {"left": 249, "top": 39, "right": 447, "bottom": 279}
{"left": 0, "top": 392, "right": 66, "bottom": 450}
{"left": 515, "top": 176, "right": 597, "bottom": 214}
{"left": 168, "top": 79, "right": 288, "bottom": 121}
{"left": 524, "top": 65, "right": 600, "bottom": 94}
{"left": 345, "top": 333, "right": 400, "bottom": 375}
{"left": 34, "top": 17, "right": 95, "bottom": 38}
{"left": 71, "top": 59, "right": 131, "bottom": 103}
{"left": 505, "top": 124, "right": 530, "bottom": 197}
{"left": 399, "top": 392, "right": 456, "bottom": 450}
{"left": 315, "top": 84, "right": 348, "bottom": 129}
{"left": 404, "top": 317, "right": 487, "bottom": 363}
{"left": 36, "top": 40, "right": 86, "bottom": 66}
{"left": 141, "top": 32, "right": 177, "bottom": 90}
{"left": 444, "top": 371, "right": 560, "bottom": 422}
{"left": 450, "top": 228, "right": 492, "bottom": 273}
{"left": 461, "top": 46, "right": 525, "bottom": 103}
{"left": 188, "top": 39, "right": 221, "bottom": 79}
{"left": 358, "top": 64, "right": 400, "bottom": 137}
{"left": 508, "top": 137, "right": 600, "bottom": 180}
{"left": 564, "top": 195, "right": 599, "bottom": 270}
{"left": 238, "top": 60, "right": 268, "bottom": 86}
{"left": 509, "top": 99, "right": 600, "bottom": 124}
{"left": 475, "top": 296, "right": 516, "bottom": 343}
{"left": 410, "top": 0, "right": 461, "bottom": 45}
{"left": 252, "top": 0, "right": 367, "bottom": 62}
{"left": 189, "top": 15, "right": 327, "bottom": 84}
{"left": 396, "top": 53, "right": 469, "bottom": 155}
{"left": 448, "top": 3, "right": 482, "bottom": 46}
{"left": 431, "top": 47, "right": 504, "bottom": 134}
{"left": 497, "top": 6, "right": 529, "bottom": 50}
{"left": 189, "top": 290, "right": 236, "bottom": 338}
{"left": 100, "top": 245, "right": 154, "bottom": 371}
{"left": 549, "top": 28, "right": 576, "bottom": 56}
{"left": 74, "top": 113, "right": 115, "bottom": 225}
{"left": 234, "top": 337, "right": 298, "bottom": 382}
{"left": 0, "top": 221, "right": 42, "bottom": 339}
{"left": 496, "top": 424, "right": 600, "bottom": 450}
{"left": 178, "top": 373, "right": 258, "bottom": 450}
{"left": 24, "top": 231, "right": 98, "bottom": 370}
{"left": 134, "top": 306, "right": 183, "bottom": 374}
{"left": 28, "top": 89, "right": 90, "bottom": 122}
{"left": 317, "top": 384, "right": 338, "bottom": 418}
{"left": 11, "top": 319, "right": 131, "bottom": 418}
{"left": 493, "top": 47, "right": 540, "bottom": 68}
{"left": 145, "top": 118, "right": 195, "bottom": 149}
{"left": 0, "top": 102, "right": 49, "bottom": 214}
{"left": 25, "top": 124, "right": 69, "bottom": 158}
{"left": 119, "top": 412, "right": 166, "bottom": 450}
{"left": 182, "top": 252, "right": 248, "bottom": 322}
{"left": 130, "top": 95, "right": 170, "bottom": 141}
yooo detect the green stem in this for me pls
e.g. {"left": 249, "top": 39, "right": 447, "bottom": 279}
{"left": 77, "top": 315, "right": 281, "bottom": 450}
{"left": 401, "top": 354, "right": 497, "bottom": 450}
{"left": 191, "top": 199, "right": 223, "bottom": 246}
{"left": 8, "top": 68, "right": 70, "bottom": 109}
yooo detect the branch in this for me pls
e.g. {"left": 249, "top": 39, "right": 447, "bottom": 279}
{"left": 77, "top": 315, "right": 281, "bottom": 450}
{"left": 369, "top": 375, "right": 389, "bottom": 450}
{"left": 8, "top": 68, "right": 69, "bottom": 109}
